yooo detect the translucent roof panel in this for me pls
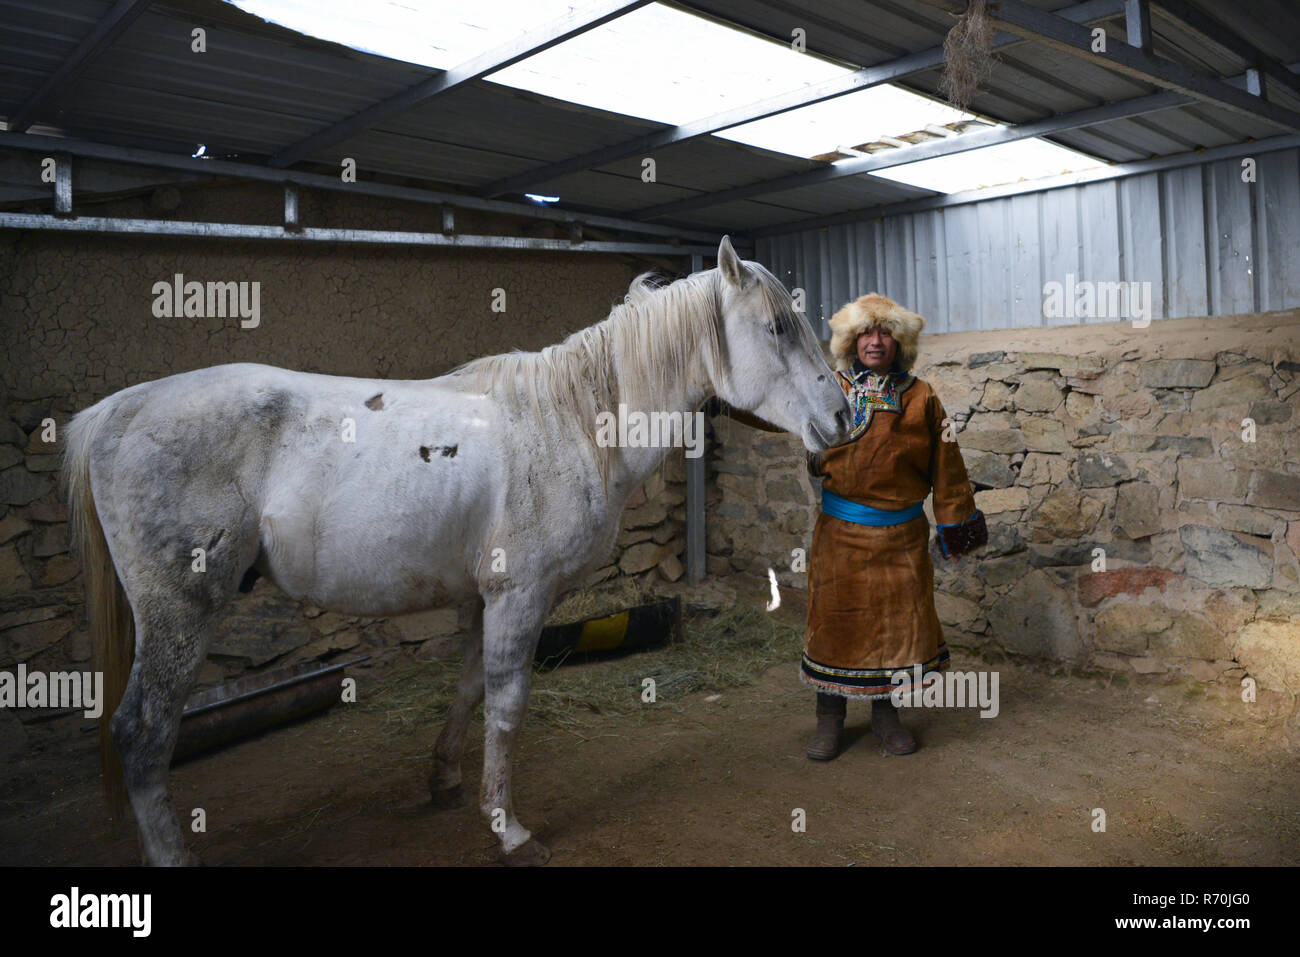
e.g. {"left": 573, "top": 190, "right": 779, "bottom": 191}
{"left": 228, "top": 0, "right": 1107, "bottom": 194}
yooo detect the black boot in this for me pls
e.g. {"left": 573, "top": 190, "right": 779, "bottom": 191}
{"left": 806, "top": 693, "right": 846, "bottom": 761}
{"left": 871, "top": 698, "right": 917, "bottom": 755}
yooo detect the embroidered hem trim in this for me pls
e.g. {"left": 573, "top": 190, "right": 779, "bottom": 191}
{"left": 799, "top": 646, "right": 951, "bottom": 699}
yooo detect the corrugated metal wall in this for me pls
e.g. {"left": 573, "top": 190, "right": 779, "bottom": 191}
{"left": 757, "top": 147, "right": 1300, "bottom": 336}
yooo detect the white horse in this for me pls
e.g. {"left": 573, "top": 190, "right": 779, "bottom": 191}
{"left": 63, "top": 236, "right": 851, "bottom": 866}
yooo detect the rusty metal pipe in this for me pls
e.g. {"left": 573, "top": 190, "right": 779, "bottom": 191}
{"left": 172, "top": 656, "right": 368, "bottom": 763}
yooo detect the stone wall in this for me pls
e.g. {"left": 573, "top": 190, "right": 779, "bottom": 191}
{"left": 705, "top": 416, "right": 818, "bottom": 580}
{"left": 0, "top": 179, "right": 697, "bottom": 696}
{"left": 707, "top": 309, "right": 1300, "bottom": 693}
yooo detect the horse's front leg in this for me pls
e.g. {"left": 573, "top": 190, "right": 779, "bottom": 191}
{"left": 479, "top": 587, "right": 552, "bottom": 866}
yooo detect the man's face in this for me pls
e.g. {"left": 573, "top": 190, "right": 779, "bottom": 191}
{"left": 857, "top": 327, "right": 897, "bottom": 374}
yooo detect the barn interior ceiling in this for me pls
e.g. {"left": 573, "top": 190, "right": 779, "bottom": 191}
{"left": 1, "top": 0, "right": 1298, "bottom": 251}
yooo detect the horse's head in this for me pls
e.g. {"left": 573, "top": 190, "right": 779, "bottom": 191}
{"left": 710, "top": 236, "right": 851, "bottom": 452}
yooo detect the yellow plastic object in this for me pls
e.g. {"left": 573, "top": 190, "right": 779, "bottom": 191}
{"left": 575, "top": 610, "right": 631, "bottom": 652}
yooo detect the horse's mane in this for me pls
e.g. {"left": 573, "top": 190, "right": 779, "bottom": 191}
{"left": 445, "top": 264, "right": 794, "bottom": 486}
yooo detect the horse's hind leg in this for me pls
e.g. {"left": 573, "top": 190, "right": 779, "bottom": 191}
{"left": 112, "top": 593, "right": 220, "bottom": 866}
{"left": 429, "top": 599, "right": 485, "bottom": 809}
{"left": 479, "top": 588, "right": 552, "bottom": 866}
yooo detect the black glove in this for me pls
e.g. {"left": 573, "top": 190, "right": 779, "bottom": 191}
{"left": 937, "top": 510, "right": 987, "bottom": 561}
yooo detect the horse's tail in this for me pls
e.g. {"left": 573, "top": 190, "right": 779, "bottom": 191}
{"left": 62, "top": 399, "right": 134, "bottom": 820}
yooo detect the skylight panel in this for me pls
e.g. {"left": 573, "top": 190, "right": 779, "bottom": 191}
{"left": 230, "top": 0, "right": 580, "bottom": 69}
{"left": 868, "top": 137, "right": 1107, "bottom": 195}
{"left": 713, "top": 85, "right": 977, "bottom": 159}
{"left": 226, "top": 0, "right": 1107, "bottom": 196}
{"left": 486, "top": 4, "right": 846, "bottom": 125}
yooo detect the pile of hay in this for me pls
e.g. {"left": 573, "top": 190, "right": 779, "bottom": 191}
{"left": 545, "top": 577, "right": 653, "bottom": 626}
{"left": 939, "top": 0, "right": 996, "bottom": 114}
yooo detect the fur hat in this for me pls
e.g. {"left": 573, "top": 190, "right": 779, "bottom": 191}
{"left": 827, "top": 293, "right": 926, "bottom": 373}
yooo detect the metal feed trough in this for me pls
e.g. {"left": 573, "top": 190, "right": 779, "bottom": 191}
{"left": 172, "top": 656, "right": 368, "bottom": 762}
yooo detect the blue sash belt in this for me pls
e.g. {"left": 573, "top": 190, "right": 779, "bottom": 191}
{"left": 820, "top": 488, "right": 924, "bottom": 526}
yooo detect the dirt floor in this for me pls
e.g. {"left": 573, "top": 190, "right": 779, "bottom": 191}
{"left": 2, "top": 577, "right": 1298, "bottom": 867}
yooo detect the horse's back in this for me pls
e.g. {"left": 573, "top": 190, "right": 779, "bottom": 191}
{"left": 79, "top": 363, "right": 504, "bottom": 614}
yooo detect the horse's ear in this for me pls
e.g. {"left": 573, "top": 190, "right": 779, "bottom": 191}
{"left": 718, "top": 235, "right": 747, "bottom": 288}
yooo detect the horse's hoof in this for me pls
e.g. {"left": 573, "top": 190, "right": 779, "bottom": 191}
{"left": 428, "top": 783, "right": 465, "bottom": 811}
{"left": 147, "top": 852, "right": 200, "bottom": 868}
{"left": 499, "top": 838, "right": 551, "bottom": 867}
{"left": 150, "top": 849, "right": 201, "bottom": 866}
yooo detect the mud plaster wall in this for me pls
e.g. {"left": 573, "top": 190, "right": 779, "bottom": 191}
{"left": 706, "top": 309, "right": 1300, "bottom": 694}
{"left": 0, "top": 181, "right": 704, "bottom": 723}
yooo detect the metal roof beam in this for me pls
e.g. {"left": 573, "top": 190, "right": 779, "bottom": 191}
{"left": 1125, "top": 0, "right": 1152, "bottom": 54}
{"left": 986, "top": 0, "right": 1300, "bottom": 130}
{"left": 1150, "top": 0, "right": 1300, "bottom": 102}
{"left": 473, "top": 0, "right": 1128, "bottom": 198}
{"left": 0, "top": 130, "right": 720, "bottom": 243}
{"left": 267, "top": 0, "right": 650, "bottom": 169}
{"left": 752, "top": 132, "right": 1300, "bottom": 237}
{"left": 53, "top": 153, "right": 72, "bottom": 216}
{"left": 7, "top": 0, "right": 155, "bottom": 133}
{"left": 0, "top": 211, "right": 717, "bottom": 255}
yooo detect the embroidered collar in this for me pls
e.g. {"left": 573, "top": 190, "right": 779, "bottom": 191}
{"left": 841, "top": 360, "right": 915, "bottom": 439}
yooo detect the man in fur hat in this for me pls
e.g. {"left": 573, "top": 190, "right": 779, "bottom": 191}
{"left": 722, "top": 293, "right": 986, "bottom": 759}
{"left": 803, "top": 292, "right": 987, "bottom": 758}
